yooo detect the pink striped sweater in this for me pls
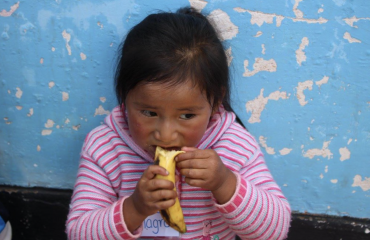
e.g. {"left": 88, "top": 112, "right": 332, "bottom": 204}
{"left": 66, "top": 105, "right": 291, "bottom": 240}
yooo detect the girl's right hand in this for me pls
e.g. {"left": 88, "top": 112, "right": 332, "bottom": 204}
{"left": 131, "top": 164, "right": 177, "bottom": 218}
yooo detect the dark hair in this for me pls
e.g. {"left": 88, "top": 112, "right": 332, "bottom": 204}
{"left": 115, "top": 7, "right": 231, "bottom": 111}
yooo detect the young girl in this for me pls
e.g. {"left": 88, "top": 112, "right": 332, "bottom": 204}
{"left": 66, "top": 7, "right": 291, "bottom": 240}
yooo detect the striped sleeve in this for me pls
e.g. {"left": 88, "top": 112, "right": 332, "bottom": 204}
{"left": 66, "top": 127, "right": 142, "bottom": 240}
{"left": 214, "top": 123, "right": 291, "bottom": 240}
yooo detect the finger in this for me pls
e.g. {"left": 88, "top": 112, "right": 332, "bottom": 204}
{"left": 154, "top": 198, "right": 176, "bottom": 211}
{"left": 183, "top": 177, "right": 206, "bottom": 188}
{"left": 143, "top": 165, "right": 168, "bottom": 180}
{"left": 176, "top": 149, "right": 209, "bottom": 162}
{"left": 180, "top": 168, "right": 206, "bottom": 180}
{"left": 152, "top": 188, "right": 178, "bottom": 202}
{"left": 147, "top": 178, "right": 174, "bottom": 191}
{"left": 177, "top": 158, "right": 207, "bottom": 170}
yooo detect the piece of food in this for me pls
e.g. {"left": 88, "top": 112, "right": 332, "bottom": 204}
{"left": 154, "top": 146, "right": 186, "bottom": 233}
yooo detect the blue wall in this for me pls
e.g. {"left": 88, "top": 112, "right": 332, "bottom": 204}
{"left": 1, "top": 0, "right": 369, "bottom": 219}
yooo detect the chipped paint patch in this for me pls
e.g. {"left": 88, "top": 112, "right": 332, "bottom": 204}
{"left": 16, "top": 106, "right": 22, "bottom": 110}
{"left": 343, "top": 16, "right": 370, "bottom": 28}
{"left": 279, "top": 148, "right": 292, "bottom": 155}
{"left": 352, "top": 175, "right": 370, "bottom": 191}
{"left": 303, "top": 141, "right": 333, "bottom": 159}
{"left": 0, "top": 2, "right": 20, "bottom": 17}
{"left": 41, "top": 129, "right": 52, "bottom": 136}
{"left": 246, "top": 89, "right": 289, "bottom": 123}
{"left": 296, "top": 37, "right": 309, "bottom": 66}
{"left": 62, "top": 92, "right": 69, "bottom": 101}
{"left": 15, "top": 87, "right": 23, "bottom": 98}
{"left": 208, "top": 9, "right": 238, "bottom": 41}
{"left": 261, "top": 44, "right": 266, "bottom": 54}
{"left": 99, "top": 97, "right": 106, "bottom": 103}
{"left": 62, "top": 30, "right": 72, "bottom": 55}
{"left": 40, "top": 58, "right": 44, "bottom": 64}
{"left": 296, "top": 80, "right": 313, "bottom": 106}
{"left": 245, "top": 10, "right": 284, "bottom": 27}
{"left": 339, "top": 147, "right": 351, "bottom": 161}
{"left": 243, "top": 58, "right": 277, "bottom": 77}
{"left": 94, "top": 105, "right": 110, "bottom": 116}
{"left": 37, "top": 145, "right": 41, "bottom": 151}
{"left": 44, "top": 119, "right": 55, "bottom": 128}
{"left": 80, "top": 52, "right": 87, "bottom": 60}
{"left": 27, "top": 108, "right": 34, "bottom": 117}
{"left": 49, "top": 81, "right": 55, "bottom": 88}
{"left": 225, "top": 47, "right": 233, "bottom": 66}
{"left": 254, "top": 31, "right": 262, "bottom": 37}
{"left": 259, "top": 136, "right": 275, "bottom": 154}
{"left": 330, "top": 179, "right": 338, "bottom": 184}
{"left": 320, "top": 173, "right": 324, "bottom": 179}
{"left": 343, "top": 32, "right": 361, "bottom": 43}
{"left": 315, "top": 76, "right": 329, "bottom": 87}
{"left": 72, "top": 125, "right": 81, "bottom": 131}
{"left": 189, "top": 0, "right": 208, "bottom": 11}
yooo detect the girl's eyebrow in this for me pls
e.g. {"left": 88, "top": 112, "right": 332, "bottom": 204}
{"left": 133, "top": 102, "right": 158, "bottom": 109}
{"left": 177, "top": 106, "right": 205, "bottom": 111}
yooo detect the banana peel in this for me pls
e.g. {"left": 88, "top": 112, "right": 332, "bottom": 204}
{"left": 154, "top": 146, "right": 187, "bottom": 233}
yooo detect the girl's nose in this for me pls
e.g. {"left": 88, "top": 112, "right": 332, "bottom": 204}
{"left": 154, "top": 120, "right": 177, "bottom": 143}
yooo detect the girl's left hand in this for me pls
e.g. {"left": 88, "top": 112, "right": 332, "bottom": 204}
{"left": 176, "top": 147, "right": 236, "bottom": 204}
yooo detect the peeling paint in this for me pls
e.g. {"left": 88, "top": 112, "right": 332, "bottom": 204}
{"left": 315, "top": 76, "right": 329, "bottom": 87}
{"left": 343, "top": 16, "right": 370, "bottom": 28}
{"left": 40, "top": 58, "right": 44, "bottom": 64}
{"left": 246, "top": 89, "right": 289, "bottom": 123}
{"left": 49, "top": 82, "right": 55, "bottom": 88}
{"left": 339, "top": 147, "right": 350, "bottom": 161}
{"left": 225, "top": 47, "right": 233, "bottom": 66}
{"left": 343, "top": 32, "right": 361, "bottom": 43}
{"left": 208, "top": 9, "right": 238, "bottom": 41}
{"left": 352, "top": 175, "right": 370, "bottom": 191}
{"left": 259, "top": 136, "right": 275, "bottom": 154}
{"left": 15, "top": 87, "right": 23, "bottom": 99}
{"left": 303, "top": 141, "right": 333, "bottom": 159}
{"left": 331, "top": 179, "right": 338, "bottom": 184}
{"left": 62, "top": 92, "right": 69, "bottom": 101}
{"left": 44, "top": 119, "right": 55, "bottom": 128}
{"left": 80, "top": 52, "right": 87, "bottom": 60}
{"left": 254, "top": 31, "right": 262, "bottom": 37}
{"left": 243, "top": 58, "right": 277, "bottom": 77}
{"left": 0, "top": 2, "right": 20, "bottom": 17}
{"left": 296, "top": 80, "right": 313, "bottom": 106}
{"left": 320, "top": 173, "right": 324, "bottom": 179}
{"left": 296, "top": 37, "right": 309, "bottom": 66}
{"left": 279, "top": 148, "right": 292, "bottom": 155}
{"left": 27, "top": 108, "right": 34, "bottom": 117}
{"left": 325, "top": 166, "right": 328, "bottom": 173}
{"left": 261, "top": 44, "right": 265, "bottom": 54}
{"left": 37, "top": 145, "right": 41, "bottom": 151}
{"left": 62, "top": 30, "right": 72, "bottom": 55}
{"left": 16, "top": 106, "right": 22, "bottom": 110}
{"left": 189, "top": 0, "right": 208, "bottom": 11}
{"left": 41, "top": 129, "right": 52, "bottom": 136}
{"left": 99, "top": 97, "right": 106, "bottom": 103}
{"left": 73, "top": 125, "right": 81, "bottom": 131}
{"left": 94, "top": 105, "right": 110, "bottom": 116}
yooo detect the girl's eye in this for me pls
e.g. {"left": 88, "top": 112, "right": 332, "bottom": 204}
{"left": 180, "top": 114, "right": 195, "bottom": 120}
{"left": 141, "top": 110, "right": 157, "bottom": 117}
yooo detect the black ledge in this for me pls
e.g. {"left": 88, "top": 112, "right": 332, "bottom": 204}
{"left": 0, "top": 185, "right": 369, "bottom": 240}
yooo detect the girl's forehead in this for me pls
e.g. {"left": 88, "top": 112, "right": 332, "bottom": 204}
{"left": 128, "top": 80, "right": 210, "bottom": 107}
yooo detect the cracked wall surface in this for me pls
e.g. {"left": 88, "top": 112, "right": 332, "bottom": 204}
{"left": 0, "top": 0, "right": 369, "bottom": 219}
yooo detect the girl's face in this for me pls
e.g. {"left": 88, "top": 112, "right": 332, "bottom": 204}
{"left": 125, "top": 80, "right": 215, "bottom": 157}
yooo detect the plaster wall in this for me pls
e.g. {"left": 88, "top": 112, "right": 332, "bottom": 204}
{"left": 1, "top": 0, "right": 369, "bottom": 220}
